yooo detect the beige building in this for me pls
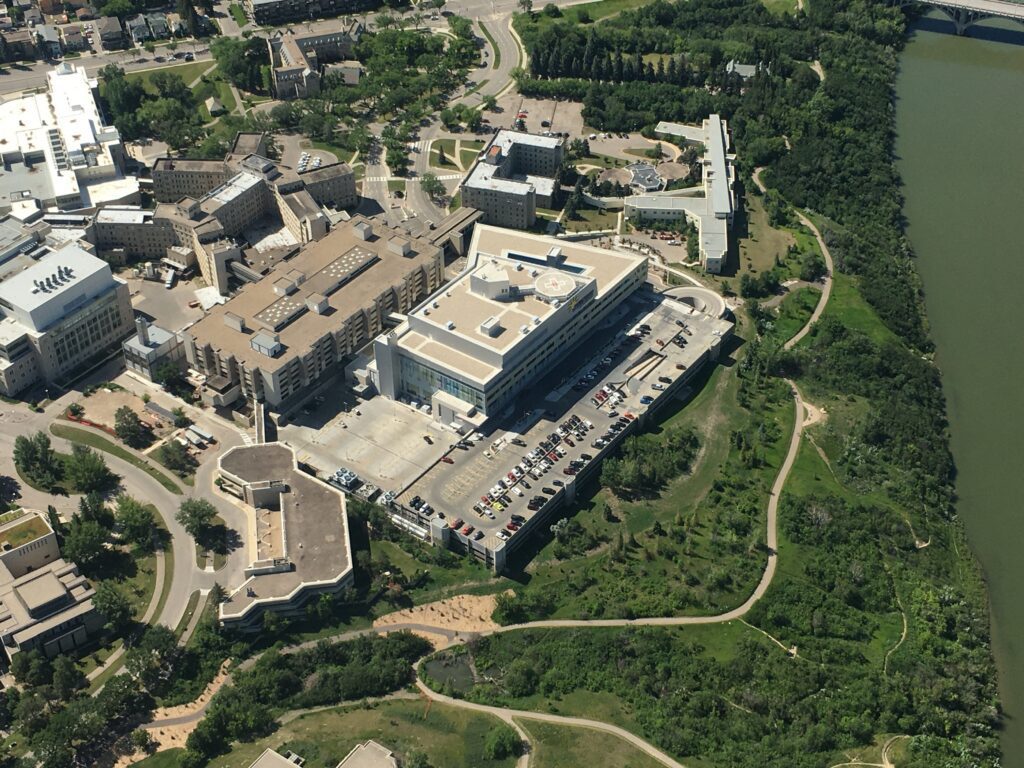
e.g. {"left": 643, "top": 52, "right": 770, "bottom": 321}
{"left": 460, "top": 130, "right": 565, "bottom": 230}
{"left": 0, "top": 243, "right": 133, "bottom": 397}
{"left": 0, "top": 510, "right": 102, "bottom": 660}
{"left": 217, "top": 443, "right": 353, "bottom": 630}
{"left": 149, "top": 135, "right": 356, "bottom": 293}
{"left": 93, "top": 207, "right": 176, "bottom": 262}
{"left": 249, "top": 742, "right": 396, "bottom": 768}
{"left": 184, "top": 217, "right": 443, "bottom": 413}
{"left": 268, "top": 23, "right": 362, "bottom": 100}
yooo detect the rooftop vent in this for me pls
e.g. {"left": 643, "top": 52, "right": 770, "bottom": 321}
{"left": 445, "top": 320, "right": 455, "bottom": 330}
{"left": 305, "top": 293, "right": 328, "bottom": 314}
{"left": 388, "top": 237, "right": 411, "bottom": 257}
{"left": 353, "top": 221, "right": 373, "bottom": 241}
{"left": 480, "top": 316, "right": 502, "bottom": 337}
{"left": 223, "top": 312, "right": 246, "bottom": 332}
{"left": 273, "top": 277, "right": 298, "bottom": 296}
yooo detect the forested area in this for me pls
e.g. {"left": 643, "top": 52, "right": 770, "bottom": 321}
{"left": 453, "top": 0, "right": 1002, "bottom": 765}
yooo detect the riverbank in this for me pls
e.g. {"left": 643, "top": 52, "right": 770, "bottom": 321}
{"left": 896, "top": 13, "right": 1024, "bottom": 765}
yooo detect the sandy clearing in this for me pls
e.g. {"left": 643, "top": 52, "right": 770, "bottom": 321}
{"left": 374, "top": 593, "right": 502, "bottom": 635}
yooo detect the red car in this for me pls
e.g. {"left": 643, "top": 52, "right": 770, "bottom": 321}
{"left": 451, "top": 518, "right": 464, "bottom": 529}
{"left": 462, "top": 525, "right": 474, "bottom": 535}
{"left": 441, "top": 456, "right": 454, "bottom": 464}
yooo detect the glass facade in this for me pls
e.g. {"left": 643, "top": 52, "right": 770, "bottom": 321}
{"left": 400, "top": 356, "right": 485, "bottom": 410}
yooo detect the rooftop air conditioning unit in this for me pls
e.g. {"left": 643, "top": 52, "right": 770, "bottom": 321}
{"left": 445, "top": 321, "right": 455, "bottom": 330}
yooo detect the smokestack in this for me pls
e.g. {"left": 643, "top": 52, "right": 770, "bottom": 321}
{"left": 136, "top": 316, "right": 150, "bottom": 346}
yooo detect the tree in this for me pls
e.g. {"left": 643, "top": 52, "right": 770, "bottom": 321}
{"left": 14, "top": 431, "right": 62, "bottom": 488}
{"left": 153, "top": 361, "right": 188, "bottom": 393}
{"left": 483, "top": 724, "right": 521, "bottom": 759}
{"left": 159, "top": 440, "right": 197, "bottom": 476}
{"left": 143, "top": 41, "right": 156, "bottom": 54}
{"left": 482, "top": 94, "right": 498, "bottom": 111}
{"left": 94, "top": 581, "right": 134, "bottom": 635}
{"left": 210, "top": 37, "right": 268, "bottom": 92}
{"left": 517, "top": 0, "right": 533, "bottom": 14}
{"left": 130, "top": 729, "right": 156, "bottom": 754}
{"left": 51, "top": 655, "right": 84, "bottom": 701}
{"left": 420, "top": 172, "right": 447, "bottom": 201}
{"left": 78, "top": 490, "right": 112, "bottom": 526}
{"left": 171, "top": 407, "right": 192, "bottom": 428}
{"left": 67, "top": 402, "right": 85, "bottom": 418}
{"left": 65, "top": 444, "right": 114, "bottom": 493}
{"left": 125, "top": 625, "right": 179, "bottom": 694}
{"left": 10, "top": 649, "right": 51, "bottom": 688}
{"left": 62, "top": 519, "right": 109, "bottom": 570}
{"left": 176, "top": 498, "right": 216, "bottom": 540}
{"left": 116, "top": 495, "right": 155, "bottom": 550}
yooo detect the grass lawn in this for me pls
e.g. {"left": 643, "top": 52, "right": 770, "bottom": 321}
{"left": 521, "top": 0, "right": 657, "bottom": 28}
{"left": 563, "top": 205, "right": 618, "bottom": 232}
{"left": 215, "top": 80, "right": 237, "bottom": 113}
{"left": 772, "top": 286, "right": 821, "bottom": 344}
{"left": 449, "top": 190, "right": 461, "bottom": 210}
{"left": 822, "top": 273, "right": 898, "bottom": 345}
{"left": 478, "top": 21, "right": 501, "bottom": 68}
{"left": 131, "top": 749, "right": 184, "bottom": 768}
{"left": 174, "top": 591, "right": 203, "bottom": 636}
{"left": 458, "top": 140, "right": 485, "bottom": 169}
{"left": 761, "top": 0, "right": 798, "bottom": 14}
{"left": 50, "top": 423, "right": 182, "bottom": 495}
{"left": 463, "top": 78, "right": 489, "bottom": 98}
{"left": 180, "top": 700, "right": 518, "bottom": 768}
{"left": 372, "top": 539, "right": 501, "bottom": 604}
{"left": 195, "top": 514, "right": 228, "bottom": 569}
{"left": 228, "top": 2, "right": 248, "bottom": 25}
{"left": 516, "top": 718, "right": 665, "bottom": 768}
{"left": 124, "top": 61, "right": 213, "bottom": 93}
{"left": 737, "top": 192, "right": 796, "bottom": 276}
{"left": 387, "top": 179, "right": 407, "bottom": 194}
{"left": 430, "top": 138, "right": 458, "bottom": 169}
{"left": 308, "top": 139, "right": 358, "bottom": 165}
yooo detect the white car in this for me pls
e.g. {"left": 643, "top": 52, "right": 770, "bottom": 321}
{"left": 512, "top": 486, "right": 524, "bottom": 497}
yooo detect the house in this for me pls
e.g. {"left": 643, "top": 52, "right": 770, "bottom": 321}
{"left": 95, "top": 15, "right": 124, "bottom": 48}
{"left": 2, "top": 29, "right": 37, "bottom": 61}
{"left": 39, "top": 0, "right": 63, "bottom": 14}
{"left": 124, "top": 14, "right": 150, "bottom": 45}
{"left": 23, "top": 6, "right": 41, "bottom": 26}
{"left": 62, "top": 24, "right": 87, "bottom": 50}
{"left": 75, "top": 6, "right": 95, "bottom": 20}
{"left": 165, "top": 12, "right": 185, "bottom": 35}
{"left": 35, "top": 24, "right": 61, "bottom": 58}
{"left": 145, "top": 11, "right": 168, "bottom": 38}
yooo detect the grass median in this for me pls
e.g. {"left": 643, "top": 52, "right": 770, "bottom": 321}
{"left": 50, "top": 423, "right": 182, "bottom": 495}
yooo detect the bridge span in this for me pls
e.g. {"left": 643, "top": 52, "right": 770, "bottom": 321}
{"left": 898, "top": 0, "right": 1024, "bottom": 34}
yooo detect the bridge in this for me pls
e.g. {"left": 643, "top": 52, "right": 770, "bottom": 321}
{"left": 897, "top": 0, "right": 1024, "bottom": 34}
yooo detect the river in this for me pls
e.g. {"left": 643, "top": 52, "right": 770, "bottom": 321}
{"left": 895, "top": 13, "right": 1024, "bottom": 764}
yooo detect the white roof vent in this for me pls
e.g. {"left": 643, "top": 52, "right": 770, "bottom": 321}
{"left": 223, "top": 312, "right": 246, "bottom": 332}
{"left": 353, "top": 220, "right": 373, "bottom": 240}
{"left": 480, "top": 316, "right": 503, "bottom": 337}
{"left": 445, "top": 320, "right": 455, "bottom": 330}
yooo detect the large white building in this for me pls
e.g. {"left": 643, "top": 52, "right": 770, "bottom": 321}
{"left": 0, "top": 63, "right": 140, "bottom": 214}
{"left": 0, "top": 243, "right": 134, "bottom": 396}
{"left": 624, "top": 115, "right": 736, "bottom": 273}
{"left": 373, "top": 226, "right": 647, "bottom": 427}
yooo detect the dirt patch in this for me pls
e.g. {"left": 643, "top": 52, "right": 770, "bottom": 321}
{"left": 80, "top": 388, "right": 173, "bottom": 438}
{"left": 656, "top": 161, "right": 691, "bottom": 181}
{"left": 374, "top": 593, "right": 502, "bottom": 635}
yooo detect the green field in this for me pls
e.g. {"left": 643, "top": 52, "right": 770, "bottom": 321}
{"left": 563, "top": 205, "right": 618, "bottom": 232}
{"left": 155, "top": 700, "right": 519, "bottom": 768}
{"left": 50, "top": 423, "right": 182, "bottom": 494}
{"left": 517, "top": 718, "right": 667, "bottom": 768}
{"left": 124, "top": 61, "right": 213, "bottom": 93}
{"left": 228, "top": 2, "right": 248, "bottom": 26}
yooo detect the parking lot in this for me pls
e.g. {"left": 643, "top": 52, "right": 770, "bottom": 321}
{"left": 398, "top": 288, "right": 734, "bottom": 556}
{"left": 129, "top": 276, "right": 206, "bottom": 333}
{"left": 278, "top": 393, "right": 458, "bottom": 498}
{"left": 277, "top": 133, "right": 339, "bottom": 171}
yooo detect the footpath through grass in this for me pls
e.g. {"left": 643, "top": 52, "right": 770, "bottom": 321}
{"left": 516, "top": 718, "right": 666, "bottom": 768}
{"left": 50, "top": 423, "right": 182, "bottom": 494}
